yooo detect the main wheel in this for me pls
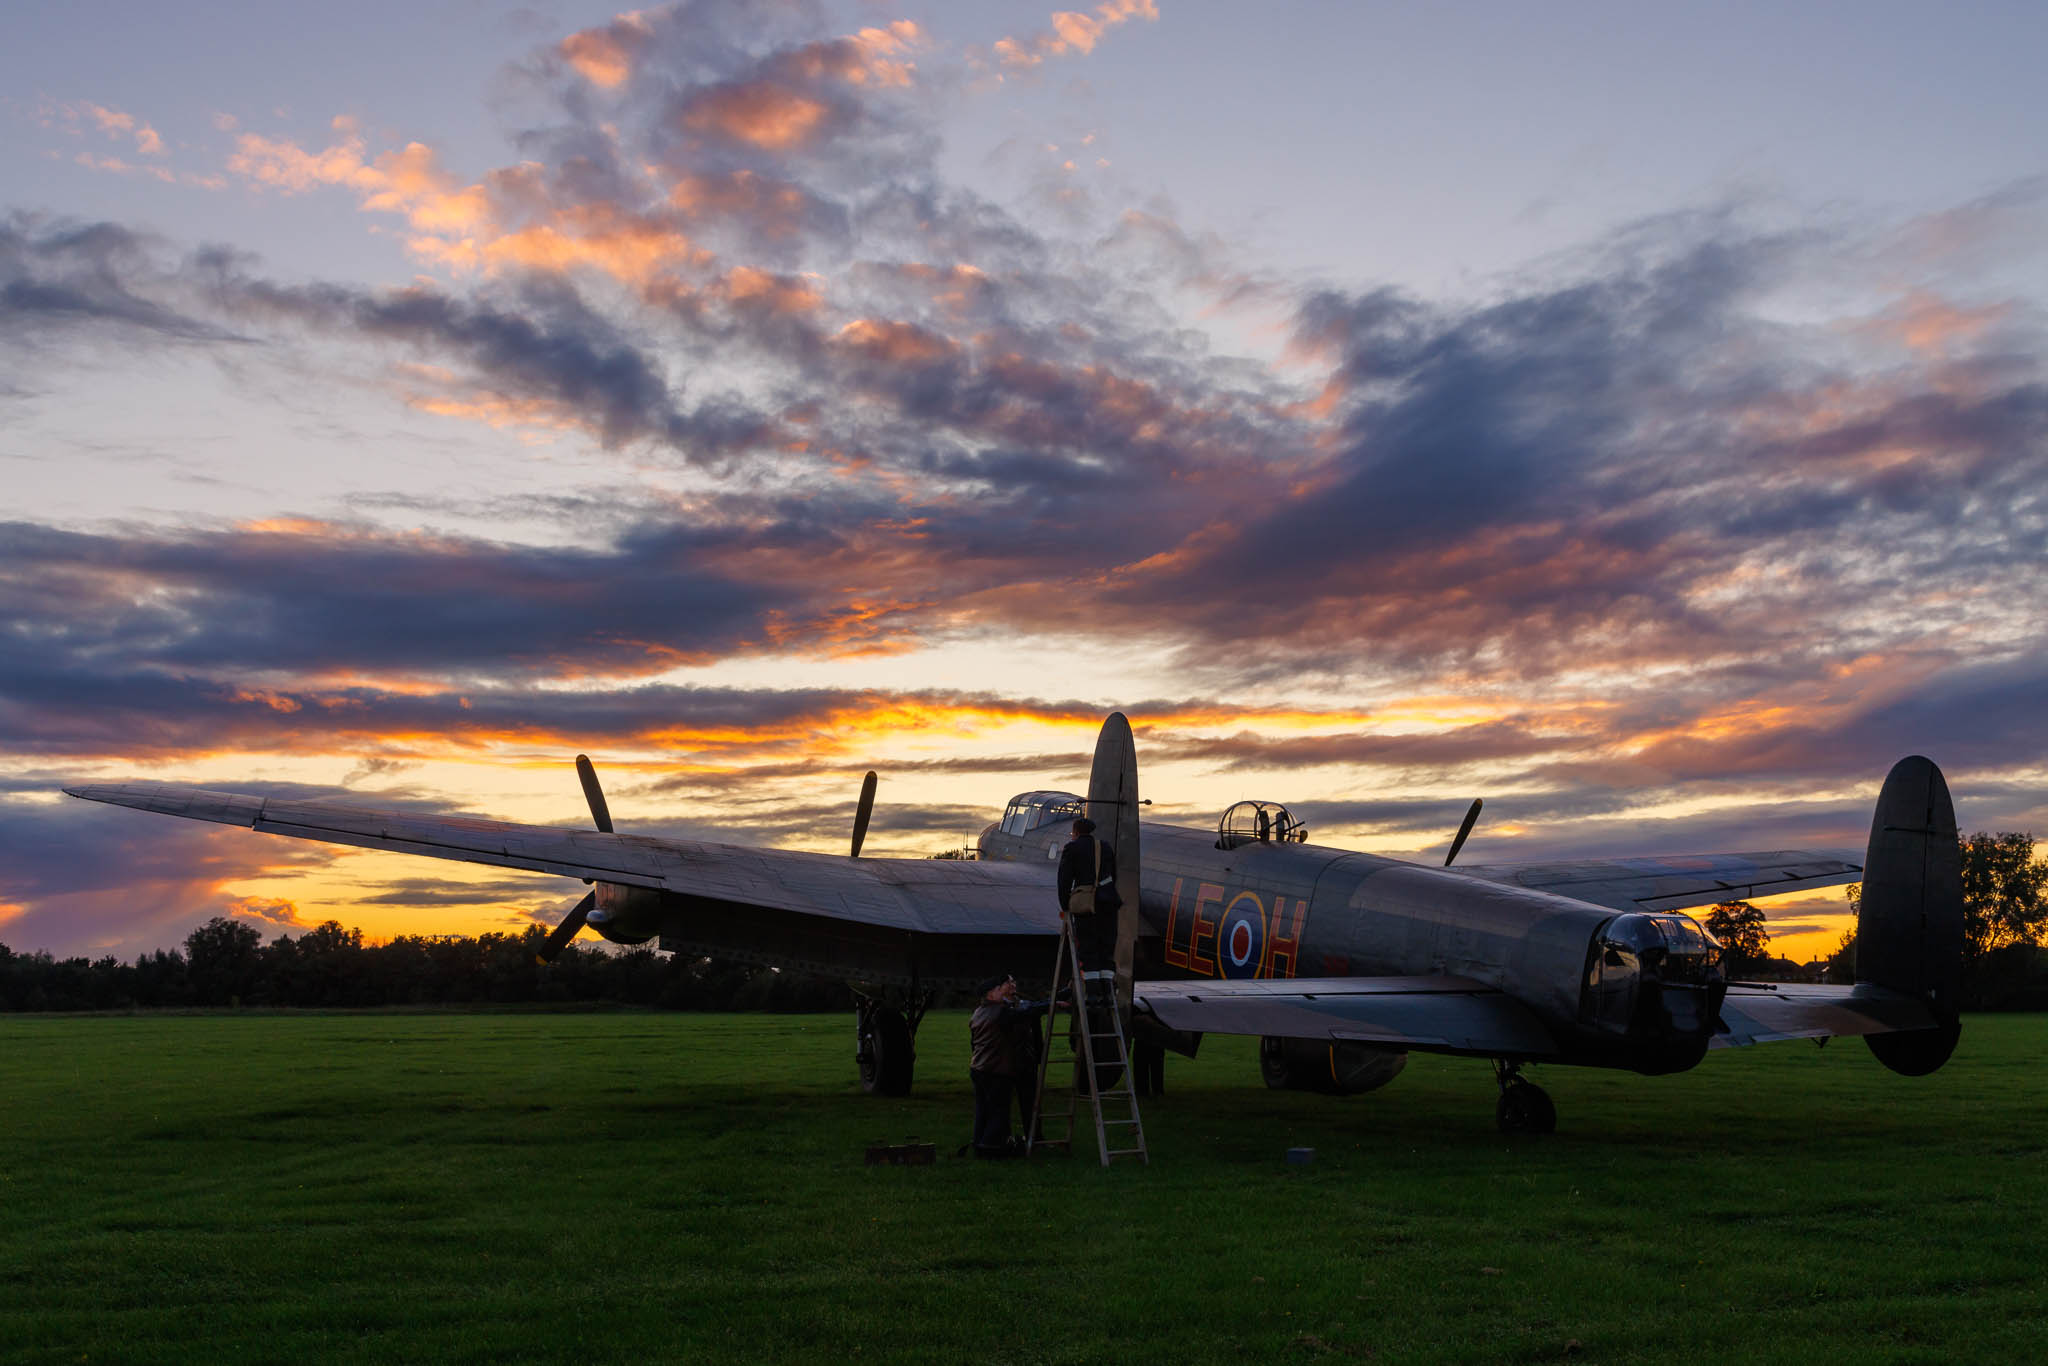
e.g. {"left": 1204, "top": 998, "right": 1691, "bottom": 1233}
{"left": 1495, "top": 1079, "right": 1556, "bottom": 1135}
{"left": 857, "top": 1007, "right": 914, "bottom": 1096}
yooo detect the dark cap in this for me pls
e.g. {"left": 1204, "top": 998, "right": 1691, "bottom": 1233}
{"left": 1072, "top": 817, "right": 1096, "bottom": 834}
{"left": 975, "top": 974, "right": 1009, "bottom": 996}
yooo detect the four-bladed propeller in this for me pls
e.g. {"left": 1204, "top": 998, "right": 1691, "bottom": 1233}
{"left": 1445, "top": 798, "right": 1483, "bottom": 867}
{"left": 535, "top": 753, "right": 617, "bottom": 964}
{"left": 539, "top": 757, "right": 881, "bottom": 962}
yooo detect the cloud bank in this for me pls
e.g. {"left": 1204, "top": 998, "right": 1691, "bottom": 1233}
{"left": 4, "top": 3, "right": 2043, "bottom": 955}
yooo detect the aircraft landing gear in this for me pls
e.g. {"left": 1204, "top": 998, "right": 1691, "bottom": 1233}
{"left": 1493, "top": 1060, "right": 1556, "bottom": 1135}
{"left": 853, "top": 989, "right": 931, "bottom": 1096}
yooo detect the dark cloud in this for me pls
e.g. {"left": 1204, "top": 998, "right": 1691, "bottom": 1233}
{"left": 1145, "top": 722, "right": 1575, "bottom": 774}
{"left": 1, "top": 216, "right": 234, "bottom": 343}
{"left": 0, "top": 516, "right": 797, "bottom": 687}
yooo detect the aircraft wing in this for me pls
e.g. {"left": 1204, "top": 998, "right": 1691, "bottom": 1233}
{"left": 1713, "top": 981, "right": 1944, "bottom": 1047}
{"left": 1451, "top": 849, "right": 1863, "bottom": 914}
{"left": 1135, "top": 975, "right": 1559, "bottom": 1059}
{"left": 64, "top": 781, "right": 1056, "bottom": 937}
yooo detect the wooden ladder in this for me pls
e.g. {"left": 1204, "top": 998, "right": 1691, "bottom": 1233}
{"left": 1028, "top": 915, "right": 1148, "bottom": 1167}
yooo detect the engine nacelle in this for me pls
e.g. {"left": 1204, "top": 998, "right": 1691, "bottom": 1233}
{"left": 1258, "top": 1037, "right": 1408, "bottom": 1095}
{"left": 587, "top": 881, "right": 662, "bottom": 946}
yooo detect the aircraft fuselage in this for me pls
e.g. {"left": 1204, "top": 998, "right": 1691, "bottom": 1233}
{"left": 979, "top": 814, "right": 1724, "bottom": 1075}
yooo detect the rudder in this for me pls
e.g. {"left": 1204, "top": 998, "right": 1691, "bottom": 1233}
{"left": 1857, "top": 755, "right": 1963, "bottom": 1075}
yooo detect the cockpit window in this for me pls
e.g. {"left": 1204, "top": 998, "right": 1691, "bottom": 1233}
{"left": 1000, "top": 790, "right": 1085, "bottom": 837}
{"left": 1217, "top": 799, "right": 1305, "bottom": 849}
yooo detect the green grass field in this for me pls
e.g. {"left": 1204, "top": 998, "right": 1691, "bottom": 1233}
{"left": 2, "top": 1010, "right": 2043, "bottom": 1365}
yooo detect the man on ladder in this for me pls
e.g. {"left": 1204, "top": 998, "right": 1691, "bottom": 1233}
{"left": 1056, "top": 817, "right": 1119, "bottom": 964}
{"left": 1032, "top": 816, "right": 1149, "bottom": 1166}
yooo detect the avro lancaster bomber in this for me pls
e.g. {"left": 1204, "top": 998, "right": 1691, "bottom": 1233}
{"left": 68, "top": 713, "right": 1962, "bottom": 1132}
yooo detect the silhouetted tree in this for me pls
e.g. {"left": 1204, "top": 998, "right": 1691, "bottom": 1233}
{"left": 1959, "top": 831, "right": 2047, "bottom": 960}
{"left": 184, "top": 917, "right": 264, "bottom": 1006}
{"left": 1705, "top": 901, "right": 1771, "bottom": 971}
{"left": 1826, "top": 928, "right": 1856, "bottom": 982}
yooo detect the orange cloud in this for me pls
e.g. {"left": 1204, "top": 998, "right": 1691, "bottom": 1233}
{"left": 837, "top": 318, "right": 958, "bottom": 366}
{"left": 721, "top": 266, "right": 822, "bottom": 316}
{"left": 73, "top": 151, "right": 176, "bottom": 183}
{"left": 558, "top": 9, "right": 654, "bottom": 88}
{"left": 1862, "top": 289, "right": 2009, "bottom": 354}
{"left": 682, "top": 83, "right": 832, "bottom": 150}
{"left": 227, "top": 895, "right": 312, "bottom": 928}
{"left": 990, "top": 0, "right": 1158, "bottom": 69}
{"left": 470, "top": 212, "right": 696, "bottom": 285}
{"left": 79, "top": 101, "right": 166, "bottom": 156}
{"left": 667, "top": 170, "right": 816, "bottom": 238}
{"left": 227, "top": 123, "right": 699, "bottom": 290}
{"left": 844, "top": 21, "right": 924, "bottom": 87}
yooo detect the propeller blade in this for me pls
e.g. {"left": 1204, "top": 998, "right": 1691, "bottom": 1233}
{"left": 536, "top": 890, "right": 595, "bottom": 964}
{"left": 575, "top": 754, "right": 614, "bottom": 833}
{"left": 1445, "top": 798, "right": 1483, "bottom": 867}
{"left": 850, "top": 770, "right": 877, "bottom": 858}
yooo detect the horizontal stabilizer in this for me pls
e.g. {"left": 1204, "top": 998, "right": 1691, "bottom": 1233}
{"left": 1713, "top": 982, "right": 1943, "bottom": 1048}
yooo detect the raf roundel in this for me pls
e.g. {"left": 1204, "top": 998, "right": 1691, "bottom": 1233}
{"left": 1217, "top": 892, "right": 1268, "bottom": 979}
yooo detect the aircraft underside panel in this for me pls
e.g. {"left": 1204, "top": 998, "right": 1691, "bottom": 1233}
{"left": 1136, "top": 975, "right": 1559, "bottom": 1059}
{"left": 657, "top": 896, "right": 1061, "bottom": 989}
{"left": 1712, "top": 982, "right": 1944, "bottom": 1047}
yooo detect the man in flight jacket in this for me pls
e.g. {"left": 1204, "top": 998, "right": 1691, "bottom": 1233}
{"left": 1056, "top": 816, "right": 1118, "bottom": 970}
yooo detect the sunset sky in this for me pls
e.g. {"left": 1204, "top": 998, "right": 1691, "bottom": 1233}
{"left": 4, "top": 0, "right": 2044, "bottom": 962}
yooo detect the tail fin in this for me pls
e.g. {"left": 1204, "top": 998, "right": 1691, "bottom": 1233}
{"left": 1086, "top": 711, "right": 1140, "bottom": 1020}
{"left": 1857, "top": 755, "right": 1963, "bottom": 1075}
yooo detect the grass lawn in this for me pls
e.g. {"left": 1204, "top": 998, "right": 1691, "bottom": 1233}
{"left": 2, "top": 1010, "right": 2043, "bottom": 1364}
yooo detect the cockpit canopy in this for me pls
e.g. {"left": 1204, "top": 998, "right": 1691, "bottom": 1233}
{"left": 1217, "top": 799, "right": 1305, "bottom": 850}
{"left": 999, "top": 790, "right": 1085, "bottom": 837}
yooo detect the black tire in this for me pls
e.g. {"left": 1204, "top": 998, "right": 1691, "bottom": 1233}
{"left": 1258, "top": 1036, "right": 1293, "bottom": 1090}
{"left": 1495, "top": 1080, "right": 1556, "bottom": 1135}
{"left": 858, "top": 1007, "right": 915, "bottom": 1096}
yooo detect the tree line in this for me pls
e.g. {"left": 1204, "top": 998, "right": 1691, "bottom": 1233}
{"left": 1708, "top": 830, "right": 2048, "bottom": 1010}
{"left": 0, "top": 920, "right": 853, "bottom": 1014}
{"left": 5, "top": 830, "right": 2043, "bottom": 1013}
